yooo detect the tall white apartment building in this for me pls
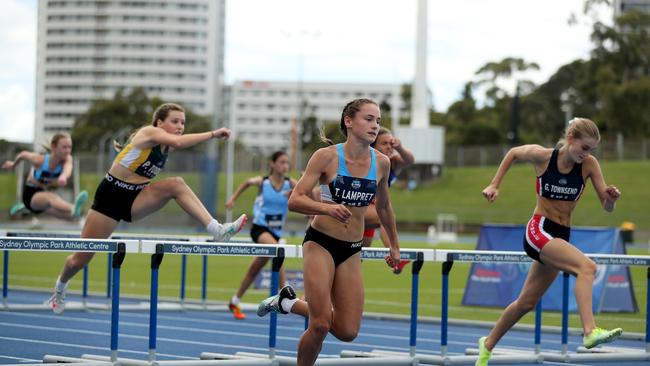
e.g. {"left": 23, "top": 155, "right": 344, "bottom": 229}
{"left": 228, "top": 80, "right": 404, "bottom": 154}
{"left": 35, "top": 0, "right": 225, "bottom": 144}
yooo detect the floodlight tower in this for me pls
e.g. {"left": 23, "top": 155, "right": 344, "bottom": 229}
{"left": 411, "top": 0, "right": 430, "bottom": 128}
{"left": 396, "top": 0, "right": 445, "bottom": 181}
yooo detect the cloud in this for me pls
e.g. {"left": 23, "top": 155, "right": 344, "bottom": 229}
{"left": 0, "top": 0, "right": 36, "bottom": 143}
{"left": 0, "top": 85, "right": 34, "bottom": 143}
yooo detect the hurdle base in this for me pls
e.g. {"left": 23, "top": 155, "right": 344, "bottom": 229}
{"left": 576, "top": 345, "right": 650, "bottom": 354}
{"left": 43, "top": 354, "right": 114, "bottom": 365}
{"left": 236, "top": 352, "right": 416, "bottom": 365}
{"left": 343, "top": 349, "right": 542, "bottom": 365}
{"left": 540, "top": 350, "right": 650, "bottom": 362}
{"left": 83, "top": 354, "right": 279, "bottom": 366}
{"left": 464, "top": 347, "right": 539, "bottom": 356}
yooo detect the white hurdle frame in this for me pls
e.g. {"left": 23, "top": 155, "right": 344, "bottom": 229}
{"left": 436, "top": 249, "right": 650, "bottom": 364}
{"left": 0, "top": 235, "right": 140, "bottom": 364}
{"left": 2, "top": 234, "right": 648, "bottom": 365}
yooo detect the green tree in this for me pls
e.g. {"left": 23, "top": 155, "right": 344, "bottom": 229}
{"left": 473, "top": 57, "right": 540, "bottom": 105}
{"left": 71, "top": 88, "right": 211, "bottom": 152}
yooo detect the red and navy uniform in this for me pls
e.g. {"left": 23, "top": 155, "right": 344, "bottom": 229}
{"left": 525, "top": 149, "right": 584, "bottom": 263}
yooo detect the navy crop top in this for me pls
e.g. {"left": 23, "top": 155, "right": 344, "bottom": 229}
{"left": 536, "top": 148, "right": 585, "bottom": 201}
{"left": 320, "top": 144, "right": 377, "bottom": 207}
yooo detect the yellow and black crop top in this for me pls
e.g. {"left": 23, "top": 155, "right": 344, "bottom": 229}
{"left": 113, "top": 143, "right": 168, "bottom": 179}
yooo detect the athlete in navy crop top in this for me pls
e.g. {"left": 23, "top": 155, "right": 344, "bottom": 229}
{"left": 255, "top": 99, "right": 401, "bottom": 365}
{"left": 536, "top": 148, "right": 585, "bottom": 201}
{"left": 224, "top": 151, "right": 297, "bottom": 320}
{"left": 48, "top": 103, "right": 247, "bottom": 315}
{"left": 476, "top": 118, "right": 623, "bottom": 366}
{"left": 1, "top": 133, "right": 88, "bottom": 219}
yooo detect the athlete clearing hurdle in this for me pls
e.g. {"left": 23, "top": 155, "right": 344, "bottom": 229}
{"left": 47, "top": 103, "right": 247, "bottom": 314}
{"left": 476, "top": 118, "right": 622, "bottom": 366}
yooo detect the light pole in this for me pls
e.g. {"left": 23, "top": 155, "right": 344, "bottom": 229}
{"left": 282, "top": 29, "right": 319, "bottom": 171}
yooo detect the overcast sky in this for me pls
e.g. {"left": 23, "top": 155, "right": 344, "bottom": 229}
{"left": 0, "top": 0, "right": 612, "bottom": 143}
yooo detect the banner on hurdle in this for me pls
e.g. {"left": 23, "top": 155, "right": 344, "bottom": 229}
{"left": 462, "top": 224, "right": 638, "bottom": 313}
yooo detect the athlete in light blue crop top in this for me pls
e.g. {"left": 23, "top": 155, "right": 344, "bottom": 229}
{"left": 31, "top": 154, "right": 63, "bottom": 186}
{"left": 1, "top": 133, "right": 88, "bottom": 219}
{"left": 225, "top": 150, "right": 297, "bottom": 320}
{"left": 252, "top": 177, "right": 292, "bottom": 236}
{"left": 319, "top": 144, "right": 377, "bottom": 207}
{"left": 256, "top": 99, "right": 402, "bottom": 365}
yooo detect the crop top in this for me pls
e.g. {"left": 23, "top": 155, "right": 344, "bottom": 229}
{"left": 320, "top": 144, "right": 377, "bottom": 207}
{"left": 536, "top": 148, "right": 585, "bottom": 201}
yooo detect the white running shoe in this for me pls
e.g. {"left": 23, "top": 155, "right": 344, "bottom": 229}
{"left": 212, "top": 214, "right": 248, "bottom": 242}
{"left": 47, "top": 290, "right": 66, "bottom": 314}
{"left": 257, "top": 285, "right": 297, "bottom": 317}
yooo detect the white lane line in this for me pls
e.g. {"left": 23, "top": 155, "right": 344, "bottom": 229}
{"left": 0, "top": 355, "right": 40, "bottom": 362}
{"left": 0, "top": 336, "right": 194, "bottom": 360}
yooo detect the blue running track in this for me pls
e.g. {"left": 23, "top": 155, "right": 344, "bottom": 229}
{"left": 0, "top": 290, "right": 647, "bottom": 365}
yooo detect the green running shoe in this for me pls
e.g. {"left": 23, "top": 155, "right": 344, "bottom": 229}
{"left": 583, "top": 327, "right": 623, "bottom": 349}
{"left": 72, "top": 190, "right": 88, "bottom": 218}
{"left": 475, "top": 336, "right": 492, "bottom": 366}
{"left": 9, "top": 202, "right": 25, "bottom": 217}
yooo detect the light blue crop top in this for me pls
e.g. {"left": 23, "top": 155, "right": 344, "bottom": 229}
{"left": 32, "top": 154, "right": 63, "bottom": 185}
{"left": 252, "top": 176, "right": 291, "bottom": 237}
{"left": 320, "top": 144, "right": 377, "bottom": 207}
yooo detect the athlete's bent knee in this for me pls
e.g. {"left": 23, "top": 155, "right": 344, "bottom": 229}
{"left": 332, "top": 327, "right": 358, "bottom": 342}
{"left": 578, "top": 259, "right": 597, "bottom": 279}
{"left": 308, "top": 318, "right": 331, "bottom": 339}
{"left": 171, "top": 176, "right": 188, "bottom": 188}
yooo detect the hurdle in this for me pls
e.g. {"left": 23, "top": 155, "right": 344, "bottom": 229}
{"left": 273, "top": 247, "right": 430, "bottom": 365}
{"left": 0, "top": 235, "right": 139, "bottom": 364}
{"left": 1, "top": 230, "right": 92, "bottom": 310}
{"left": 437, "top": 249, "right": 650, "bottom": 364}
{"left": 0, "top": 229, "right": 239, "bottom": 310}
{"left": 78, "top": 239, "right": 299, "bottom": 366}
{"left": 537, "top": 253, "right": 650, "bottom": 362}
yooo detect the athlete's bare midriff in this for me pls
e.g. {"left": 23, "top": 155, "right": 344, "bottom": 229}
{"left": 311, "top": 203, "right": 367, "bottom": 242}
{"left": 108, "top": 164, "right": 151, "bottom": 185}
{"left": 533, "top": 196, "right": 577, "bottom": 227}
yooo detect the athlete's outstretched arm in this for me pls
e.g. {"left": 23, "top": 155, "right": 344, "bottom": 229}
{"left": 2, "top": 150, "right": 43, "bottom": 170}
{"left": 583, "top": 156, "right": 621, "bottom": 212}
{"left": 374, "top": 154, "right": 400, "bottom": 267}
{"left": 288, "top": 148, "right": 351, "bottom": 223}
{"left": 225, "top": 176, "right": 263, "bottom": 209}
{"left": 134, "top": 126, "right": 231, "bottom": 150}
{"left": 482, "top": 144, "right": 548, "bottom": 203}
{"left": 57, "top": 155, "right": 74, "bottom": 187}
